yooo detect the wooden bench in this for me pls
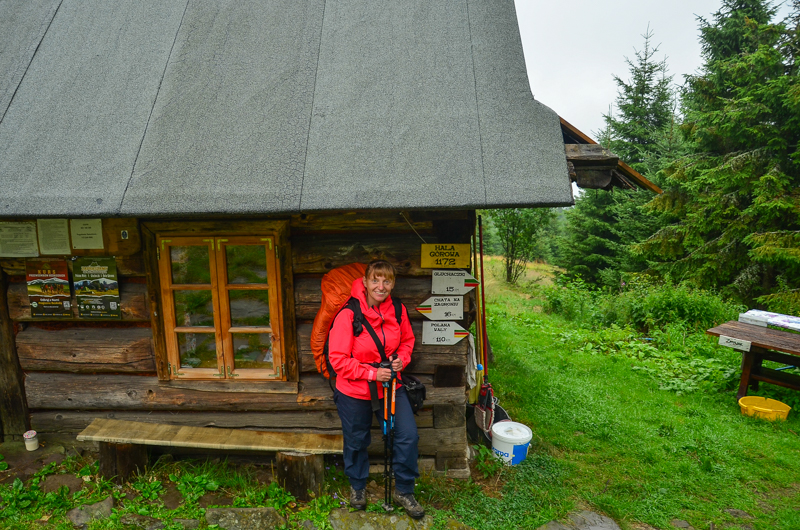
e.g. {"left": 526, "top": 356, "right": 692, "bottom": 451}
{"left": 707, "top": 321, "right": 800, "bottom": 400}
{"left": 77, "top": 418, "right": 343, "bottom": 499}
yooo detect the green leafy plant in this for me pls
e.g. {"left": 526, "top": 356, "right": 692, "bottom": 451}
{"left": 0, "top": 478, "right": 39, "bottom": 518}
{"left": 0, "top": 454, "right": 8, "bottom": 471}
{"left": 473, "top": 444, "right": 504, "bottom": 478}
{"left": 294, "top": 494, "right": 339, "bottom": 530}
{"left": 168, "top": 470, "right": 219, "bottom": 505}
{"left": 132, "top": 477, "right": 163, "bottom": 501}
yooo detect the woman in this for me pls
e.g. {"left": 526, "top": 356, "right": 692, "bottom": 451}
{"left": 327, "top": 260, "right": 425, "bottom": 519}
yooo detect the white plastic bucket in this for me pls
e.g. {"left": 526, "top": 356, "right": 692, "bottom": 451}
{"left": 491, "top": 421, "right": 532, "bottom": 465}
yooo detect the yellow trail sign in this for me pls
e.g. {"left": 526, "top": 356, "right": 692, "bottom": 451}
{"left": 420, "top": 244, "right": 470, "bottom": 269}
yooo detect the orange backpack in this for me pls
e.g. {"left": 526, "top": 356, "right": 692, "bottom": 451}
{"left": 310, "top": 263, "right": 367, "bottom": 378}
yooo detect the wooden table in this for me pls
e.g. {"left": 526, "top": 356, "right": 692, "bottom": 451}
{"left": 707, "top": 321, "right": 800, "bottom": 399}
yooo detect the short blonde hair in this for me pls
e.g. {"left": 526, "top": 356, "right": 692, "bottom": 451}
{"left": 364, "top": 259, "right": 396, "bottom": 283}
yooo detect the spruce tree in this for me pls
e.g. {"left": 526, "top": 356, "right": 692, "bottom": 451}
{"left": 559, "top": 29, "right": 676, "bottom": 288}
{"left": 641, "top": 0, "right": 800, "bottom": 312}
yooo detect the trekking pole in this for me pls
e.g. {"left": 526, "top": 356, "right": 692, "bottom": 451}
{"left": 389, "top": 356, "right": 397, "bottom": 504}
{"left": 381, "top": 358, "right": 394, "bottom": 512}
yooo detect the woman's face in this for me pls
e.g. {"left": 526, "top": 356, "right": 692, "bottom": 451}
{"left": 363, "top": 273, "right": 394, "bottom": 307}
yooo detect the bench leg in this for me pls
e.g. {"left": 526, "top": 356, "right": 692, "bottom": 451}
{"left": 99, "top": 442, "right": 147, "bottom": 484}
{"left": 276, "top": 452, "right": 324, "bottom": 501}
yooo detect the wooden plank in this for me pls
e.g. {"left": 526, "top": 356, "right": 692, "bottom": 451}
{"left": 564, "top": 144, "right": 619, "bottom": 167}
{"left": 297, "top": 322, "right": 470, "bottom": 355}
{"left": 0, "top": 270, "right": 30, "bottom": 440}
{"left": 25, "top": 373, "right": 306, "bottom": 411}
{"left": 289, "top": 210, "right": 468, "bottom": 234}
{"left": 367, "top": 426, "right": 466, "bottom": 456}
{"left": 16, "top": 327, "right": 155, "bottom": 373}
{"left": 30, "top": 408, "right": 434, "bottom": 434}
{"left": 299, "top": 351, "right": 467, "bottom": 374}
{"left": 8, "top": 281, "right": 149, "bottom": 321}
{"left": 26, "top": 373, "right": 464, "bottom": 411}
{"left": 291, "top": 234, "right": 433, "bottom": 276}
{"left": 297, "top": 374, "right": 465, "bottom": 406}
{"left": 707, "top": 321, "right": 800, "bottom": 356}
{"left": 102, "top": 218, "right": 142, "bottom": 256}
{"left": 433, "top": 405, "right": 466, "bottom": 429}
{"left": 142, "top": 226, "right": 170, "bottom": 381}
{"left": 2, "top": 256, "right": 145, "bottom": 277}
{"left": 294, "top": 276, "right": 451, "bottom": 320}
{"left": 77, "top": 418, "right": 343, "bottom": 454}
{"left": 142, "top": 220, "right": 291, "bottom": 236}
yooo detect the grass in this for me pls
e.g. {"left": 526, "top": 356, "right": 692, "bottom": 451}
{"left": 2, "top": 260, "right": 799, "bottom": 529}
{"left": 478, "top": 263, "right": 800, "bottom": 530}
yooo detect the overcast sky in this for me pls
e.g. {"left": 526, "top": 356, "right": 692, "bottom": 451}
{"left": 515, "top": 0, "right": 792, "bottom": 139}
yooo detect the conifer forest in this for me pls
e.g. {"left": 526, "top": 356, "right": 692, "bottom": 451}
{"left": 489, "top": 0, "right": 800, "bottom": 316}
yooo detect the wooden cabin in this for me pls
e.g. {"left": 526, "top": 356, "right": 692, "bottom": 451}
{"left": 0, "top": 0, "right": 656, "bottom": 474}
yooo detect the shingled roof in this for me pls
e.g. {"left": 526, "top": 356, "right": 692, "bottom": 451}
{"left": 0, "top": 0, "right": 574, "bottom": 218}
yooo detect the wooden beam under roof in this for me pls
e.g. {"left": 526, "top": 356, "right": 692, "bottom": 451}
{"left": 560, "top": 117, "right": 663, "bottom": 194}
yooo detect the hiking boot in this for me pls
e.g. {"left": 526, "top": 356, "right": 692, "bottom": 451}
{"left": 392, "top": 491, "right": 425, "bottom": 519}
{"left": 350, "top": 487, "right": 367, "bottom": 510}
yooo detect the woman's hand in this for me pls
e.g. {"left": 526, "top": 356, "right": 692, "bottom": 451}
{"left": 391, "top": 356, "right": 403, "bottom": 372}
{"left": 376, "top": 368, "right": 393, "bottom": 382}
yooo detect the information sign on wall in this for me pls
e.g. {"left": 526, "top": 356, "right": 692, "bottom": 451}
{"left": 416, "top": 296, "right": 463, "bottom": 320}
{"left": 73, "top": 257, "right": 121, "bottom": 319}
{"left": 0, "top": 221, "right": 39, "bottom": 257}
{"left": 421, "top": 321, "right": 469, "bottom": 345}
{"left": 430, "top": 270, "right": 478, "bottom": 295}
{"left": 420, "top": 244, "right": 470, "bottom": 268}
{"left": 70, "top": 219, "right": 104, "bottom": 250}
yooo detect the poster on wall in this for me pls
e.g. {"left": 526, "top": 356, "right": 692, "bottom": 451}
{"left": 0, "top": 221, "right": 39, "bottom": 257}
{"left": 26, "top": 260, "right": 72, "bottom": 318}
{"left": 73, "top": 257, "right": 121, "bottom": 319}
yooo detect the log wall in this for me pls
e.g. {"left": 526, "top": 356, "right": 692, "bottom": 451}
{"left": 1, "top": 211, "right": 473, "bottom": 465}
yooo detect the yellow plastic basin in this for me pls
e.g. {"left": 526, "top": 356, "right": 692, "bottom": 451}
{"left": 738, "top": 396, "right": 791, "bottom": 421}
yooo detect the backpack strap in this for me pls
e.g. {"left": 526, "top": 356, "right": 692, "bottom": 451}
{"left": 332, "top": 296, "right": 405, "bottom": 413}
{"left": 354, "top": 297, "right": 405, "bottom": 413}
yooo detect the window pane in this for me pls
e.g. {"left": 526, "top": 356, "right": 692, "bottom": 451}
{"left": 171, "top": 246, "right": 211, "bottom": 284}
{"left": 174, "top": 290, "right": 215, "bottom": 327}
{"left": 177, "top": 332, "right": 218, "bottom": 369}
{"left": 232, "top": 334, "right": 273, "bottom": 370}
{"left": 229, "top": 289, "right": 271, "bottom": 327}
{"left": 226, "top": 245, "right": 268, "bottom": 284}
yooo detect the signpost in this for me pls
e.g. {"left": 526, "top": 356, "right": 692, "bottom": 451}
{"left": 431, "top": 270, "right": 478, "bottom": 295}
{"left": 416, "top": 296, "right": 463, "bottom": 320}
{"left": 422, "top": 321, "right": 469, "bottom": 345}
{"left": 420, "top": 244, "right": 470, "bottom": 269}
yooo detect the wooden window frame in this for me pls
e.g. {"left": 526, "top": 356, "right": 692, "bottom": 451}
{"left": 142, "top": 220, "right": 298, "bottom": 388}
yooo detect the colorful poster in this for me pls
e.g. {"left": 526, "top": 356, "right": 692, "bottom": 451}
{"left": 73, "top": 257, "right": 121, "bottom": 319}
{"left": 26, "top": 261, "right": 72, "bottom": 318}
